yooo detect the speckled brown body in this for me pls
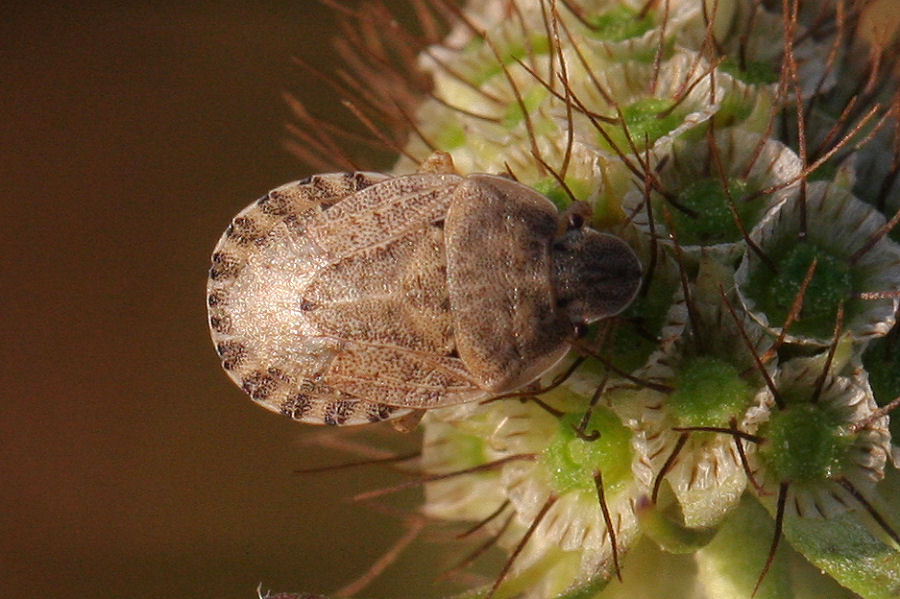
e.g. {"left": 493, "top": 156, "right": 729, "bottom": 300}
{"left": 208, "top": 165, "right": 641, "bottom": 425}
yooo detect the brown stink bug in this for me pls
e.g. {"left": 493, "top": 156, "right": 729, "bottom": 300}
{"left": 207, "top": 154, "right": 642, "bottom": 426}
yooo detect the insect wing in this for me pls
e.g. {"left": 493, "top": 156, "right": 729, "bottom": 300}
{"left": 208, "top": 172, "right": 484, "bottom": 425}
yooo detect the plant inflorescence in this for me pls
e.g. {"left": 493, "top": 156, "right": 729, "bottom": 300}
{"left": 280, "top": 1, "right": 900, "bottom": 598}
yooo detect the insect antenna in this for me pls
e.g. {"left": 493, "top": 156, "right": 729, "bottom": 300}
{"left": 752, "top": 481, "right": 789, "bottom": 597}
{"left": 352, "top": 454, "right": 539, "bottom": 502}
{"left": 594, "top": 469, "right": 623, "bottom": 581}
{"left": 486, "top": 495, "right": 558, "bottom": 599}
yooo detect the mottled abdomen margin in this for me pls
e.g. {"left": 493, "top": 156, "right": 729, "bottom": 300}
{"left": 207, "top": 171, "right": 485, "bottom": 425}
{"left": 207, "top": 171, "right": 410, "bottom": 425}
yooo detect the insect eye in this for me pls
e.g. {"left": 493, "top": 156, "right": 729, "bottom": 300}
{"left": 567, "top": 213, "right": 584, "bottom": 230}
{"left": 572, "top": 321, "right": 589, "bottom": 339}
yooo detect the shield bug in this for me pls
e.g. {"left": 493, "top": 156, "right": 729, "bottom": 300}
{"left": 207, "top": 154, "right": 642, "bottom": 426}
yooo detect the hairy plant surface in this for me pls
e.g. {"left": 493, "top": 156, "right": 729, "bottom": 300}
{"left": 269, "top": 1, "right": 900, "bottom": 598}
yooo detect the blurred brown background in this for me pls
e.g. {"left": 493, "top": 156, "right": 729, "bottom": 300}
{"left": 6, "top": 3, "right": 900, "bottom": 599}
{"left": 0, "top": 2, "right": 436, "bottom": 598}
